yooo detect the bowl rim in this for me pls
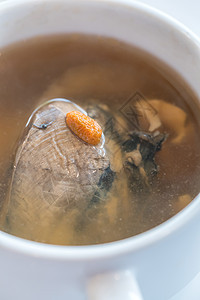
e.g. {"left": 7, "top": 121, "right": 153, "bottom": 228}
{"left": 0, "top": 0, "right": 200, "bottom": 261}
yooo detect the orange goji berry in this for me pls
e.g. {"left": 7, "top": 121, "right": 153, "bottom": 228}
{"left": 66, "top": 111, "right": 102, "bottom": 146}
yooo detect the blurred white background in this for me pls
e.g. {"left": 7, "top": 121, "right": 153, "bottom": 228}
{"left": 140, "top": 0, "right": 200, "bottom": 37}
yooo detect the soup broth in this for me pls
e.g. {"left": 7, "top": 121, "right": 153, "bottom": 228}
{"left": 0, "top": 34, "right": 200, "bottom": 245}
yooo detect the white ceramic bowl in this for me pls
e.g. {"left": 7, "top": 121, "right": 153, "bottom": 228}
{"left": 0, "top": 1, "right": 200, "bottom": 299}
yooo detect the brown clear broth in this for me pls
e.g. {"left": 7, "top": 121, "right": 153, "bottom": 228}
{"left": 0, "top": 34, "right": 200, "bottom": 245}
